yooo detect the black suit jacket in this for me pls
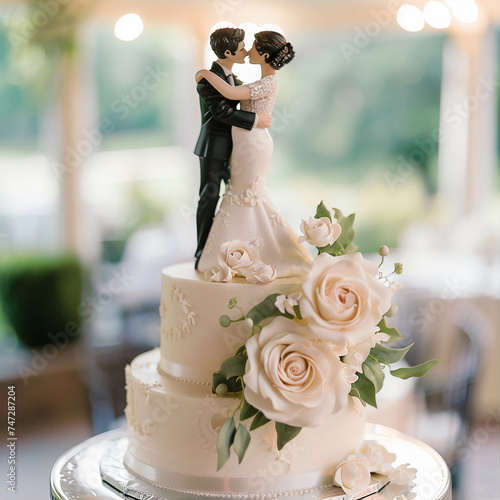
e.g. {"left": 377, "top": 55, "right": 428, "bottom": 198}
{"left": 194, "top": 62, "right": 255, "bottom": 161}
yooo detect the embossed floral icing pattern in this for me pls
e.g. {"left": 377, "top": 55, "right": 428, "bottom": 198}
{"left": 196, "top": 395, "right": 235, "bottom": 452}
{"left": 160, "top": 285, "right": 197, "bottom": 341}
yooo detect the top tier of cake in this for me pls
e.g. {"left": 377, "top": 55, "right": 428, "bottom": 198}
{"left": 159, "top": 263, "right": 303, "bottom": 386}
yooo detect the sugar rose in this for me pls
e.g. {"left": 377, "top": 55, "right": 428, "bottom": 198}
{"left": 219, "top": 240, "right": 257, "bottom": 274}
{"left": 204, "top": 261, "right": 234, "bottom": 283}
{"left": 298, "top": 216, "right": 341, "bottom": 248}
{"left": 245, "top": 261, "right": 277, "bottom": 284}
{"left": 243, "top": 317, "right": 355, "bottom": 428}
{"left": 299, "top": 253, "right": 393, "bottom": 347}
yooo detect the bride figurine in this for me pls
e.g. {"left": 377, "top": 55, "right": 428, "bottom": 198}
{"left": 196, "top": 31, "right": 312, "bottom": 281}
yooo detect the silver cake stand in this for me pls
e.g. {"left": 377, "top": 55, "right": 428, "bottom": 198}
{"left": 50, "top": 424, "right": 451, "bottom": 500}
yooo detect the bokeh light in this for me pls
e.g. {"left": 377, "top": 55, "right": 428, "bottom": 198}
{"left": 114, "top": 13, "right": 144, "bottom": 42}
{"left": 423, "top": 1, "right": 452, "bottom": 29}
{"left": 397, "top": 5, "right": 425, "bottom": 32}
{"left": 445, "top": 0, "right": 479, "bottom": 24}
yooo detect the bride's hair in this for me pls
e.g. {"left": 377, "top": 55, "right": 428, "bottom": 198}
{"left": 254, "top": 31, "right": 295, "bottom": 70}
{"left": 210, "top": 28, "right": 245, "bottom": 59}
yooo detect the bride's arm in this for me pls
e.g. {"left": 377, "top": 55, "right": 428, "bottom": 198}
{"left": 195, "top": 69, "right": 251, "bottom": 100}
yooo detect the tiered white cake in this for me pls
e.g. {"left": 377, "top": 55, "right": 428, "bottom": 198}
{"left": 124, "top": 263, "right": 365, "bottom": 497}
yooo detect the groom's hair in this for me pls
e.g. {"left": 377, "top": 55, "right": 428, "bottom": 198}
{"left": 210, "top": 28, "right": 245, "bottom": 59}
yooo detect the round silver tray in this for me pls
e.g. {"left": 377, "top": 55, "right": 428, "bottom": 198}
{"left": 50, "top": 424, "right": 451, "bottom": 500}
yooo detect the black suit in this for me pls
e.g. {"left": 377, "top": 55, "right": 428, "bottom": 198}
{"left": 194, "top": 62, "right": 256, "bottom": 265}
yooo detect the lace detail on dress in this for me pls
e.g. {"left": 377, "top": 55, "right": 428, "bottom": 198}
{"left": 240, "top": 75, "right": 279, "bottom": 114}
{"left": 223, "top": 176, "right": 267, "bottom": 207}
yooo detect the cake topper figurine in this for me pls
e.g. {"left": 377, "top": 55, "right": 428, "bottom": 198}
{"left": 195, "top": 29, "right": 312, "bottom": 281}
{"left": 194, "top": 27, "right": 273, "bottom": 270}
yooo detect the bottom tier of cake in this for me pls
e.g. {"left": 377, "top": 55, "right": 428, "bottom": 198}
{"left": 124, "top": 349, "right": 366, "bottom": 498}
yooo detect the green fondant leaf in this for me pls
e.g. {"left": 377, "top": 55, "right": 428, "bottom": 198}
{"left": 332, "top": 207, "right": 346, "bottom": 222}
{"left": 240, "top": 398, "right": 259, "bottom": 421}
{"left": 219, "top": 355, "right": 247, "bottom": 380}
{"left": 342, "top": 241, "right": 359, "bottom": 254}
{"left": 338, "top": 227, "right": 355, "bottom": 247}
{"left": 293, "top": 304, "right": 302, "bottom": 320}
{"left": 247, "top": 293, "right": 283, "bottom": 325}
{"left": 349, "top": 386, "right": 366, "bottom": 406}
{"left": 217, "top": 417, "right": 236, "bottom": 470}
{"left": 234, "top": 424, "right": 251, "bottom": 464}
{"left": 250, "top": 411, "right": 271, "bottom": 431}
{"left": 341, "top": 213, "right": 355, "bottom": 232}
{"left": 212, "top": 355, "right": 246, "bottom": 394}
{"left": 317, "top": 240, "right": 343, "bottom": 256}
{"left": 371, "top": 343, "right": 414, "bottom": 365}
{"left": 235, "top": 344, "right": 247, "bottom": 357}
{"left": 391, "top": 360, "right": 439, "bottom": 380}
{"left": 315, "top": 201, "right": 332, "bottom": 221}
{"left": 362, "top": 356, "right": 385, "bottom": 393}
{"left": 275, "top": 422, "right": 302, "bottom": 451}
{"left": 351, "top": 373, "right": 377, "bottom": 408}
{"left": 378, "top": 318, "right": 403, "bottom": 344}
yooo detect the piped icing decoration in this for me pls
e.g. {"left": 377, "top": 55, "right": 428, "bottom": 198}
{"left": 165, "top": 285, "right": 197, "bottom": 340}
{"left": 211, "top": 202, "right": 438, "bottom": 472}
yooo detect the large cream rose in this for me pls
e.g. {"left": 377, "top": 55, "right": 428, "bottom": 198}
{"left": 299, "top": 253, "right": 393, "bottom": 347}
{"left": 243, "top": 317, "right": 355, "bottom": 428}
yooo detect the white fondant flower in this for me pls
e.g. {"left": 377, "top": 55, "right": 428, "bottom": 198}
{"left": 245, "top": 261, "right": 277, "bottom": 284}
{"left": 275, "top": 292, "right": 302, "bottom": 316}
{"left": 342, "top": 338, "right": 373, "bottom": 372}
{"left": 342, "top": 328, "right": 389, "bottom": 371}
{"left": 298, "top": 216, "right": 341, "bottom": 248}
{"left": 355, "top": 440, "right": 397, "bottom": 475}
{"left": 204, "top": 262, "right": 234, "bottom": 283}
{"left": 243, "top": 317, "right": 354, "bottom": 428}
{"left": 299, "top": 253, "right": 394, "bottom": 348}
{"left": 389, "top": 463, "right": 417, "bottom": 486}
{"left": 219, "top": 240, "right": 258, "bottom": 275}
{"left": 334, "top": 454, "right": 372, "bottom": 495}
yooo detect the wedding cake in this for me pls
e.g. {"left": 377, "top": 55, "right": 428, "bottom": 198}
{"left": 122, "top": 27, "right": 436, "bottom": 499}
{"left": 124, "top": 263, "right": 365, "bottom": 496}
{"left": 123, "top": 208, "right": 435, "bottom": 498}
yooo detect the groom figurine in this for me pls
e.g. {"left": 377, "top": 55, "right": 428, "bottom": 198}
{"left": 194, "top": 27, "right": 272, "bottom": 269}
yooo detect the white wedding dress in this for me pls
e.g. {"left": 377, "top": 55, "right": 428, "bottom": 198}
{"left": 198, "top": 74, "right": 312, "bottom": 277}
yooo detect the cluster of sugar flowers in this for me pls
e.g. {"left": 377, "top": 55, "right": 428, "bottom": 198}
{"left": 204, "top": 240, "right": 276, "bottom": 284}
{"left": 212, "top": 203, "right": 437, "bottom": 485}
{"left": 334, "top": 440, "right": 417, "bottom": 497}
